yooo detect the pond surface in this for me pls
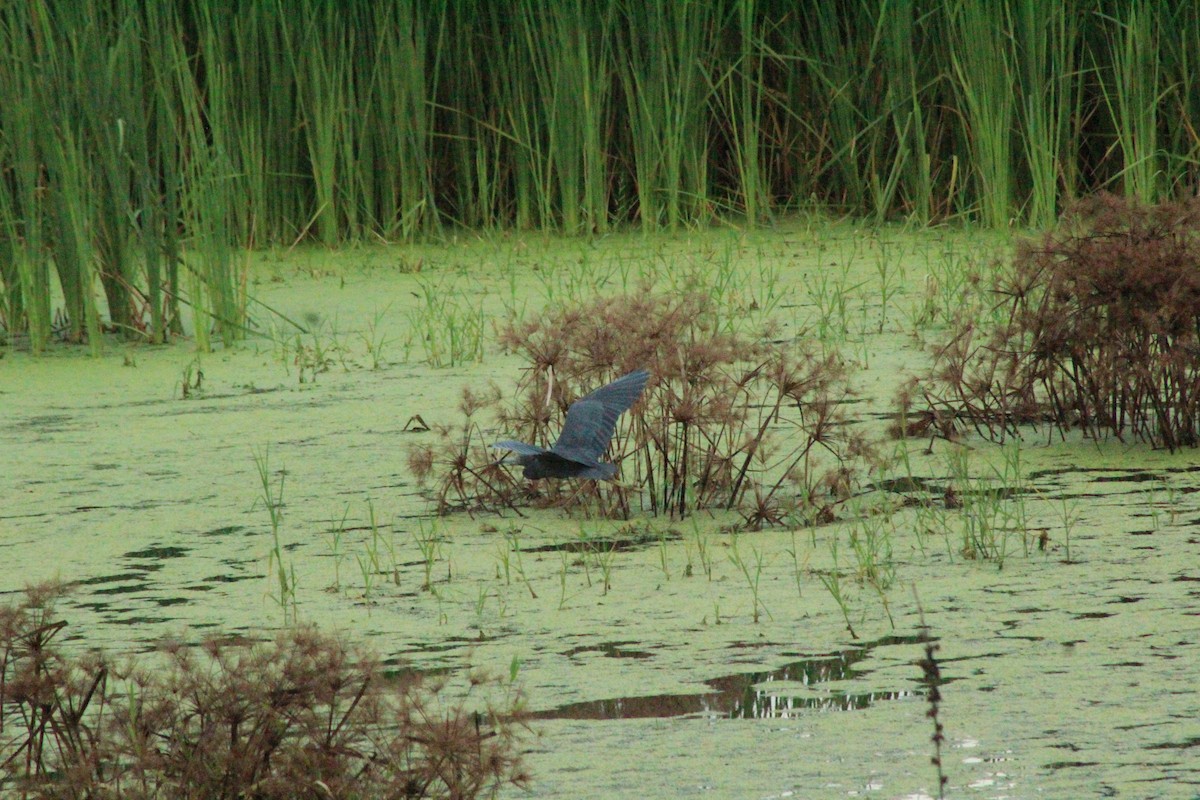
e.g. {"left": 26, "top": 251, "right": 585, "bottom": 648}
{"left": 3, "top": 223, "right": 1199, "bottom": 798}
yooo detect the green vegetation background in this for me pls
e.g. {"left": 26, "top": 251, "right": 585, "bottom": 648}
{"left": 1, "top": 0, "right": 1196, "bottom": 349}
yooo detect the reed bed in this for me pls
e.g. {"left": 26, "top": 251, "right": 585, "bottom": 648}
{"left": 910, "top": 195, "right": 1200, "bottom": 452}
{"left": 3, "top": 0, "right": 1200, "bottom": 349}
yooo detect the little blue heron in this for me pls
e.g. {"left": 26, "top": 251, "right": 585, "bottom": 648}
{"left": 492, "top": 369, "right": 650, "bottom": 479}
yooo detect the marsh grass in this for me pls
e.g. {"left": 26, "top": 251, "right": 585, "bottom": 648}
{"left": 728, "top": 533, "right": 771, "bottom": 624}
{"left": 594, "top": 539, "right": 618, "bottom": 595}
{"left": 950, "top": 0, "right": 1014, "bottom": 227}
{"left": 810, "top": 263, "right": 864, "bottom": 342}
{"left": 0, "top": 584, "right": 530, "bottom": 798}
{"left": 807, "top": 494, "right": 902, "bottom": 634}
{"left": 655, "top": 526, "right": 672, "bottom": 581}
{"left": 354, "top": 499, "right": 388, "bottom": 600}
{"left": 9, "top": 4, "right": 1200, "bottom": 351}
{"left": 356, "top": 550, "right": 376, "bottom": 603}
{"left": 873, "top": 237, "right": 903, "bottom": 333}
{"left": 274, "top": 317, "right": 340, "bottom": 383}
{"left": 1098, "top": 2, "right": 1162, "bottom": 203}
{"left": 325, "top": 503, "right": 351, "bottom": 591}
{"left": 254, "top": 447, "right": 297, "bottom": 624}
{"left": 816, "top": 538, "right": 858, "bottom": 640}
{"left": 501, "top": 528, "right": 538, "bottom": 599}
{"left": 944, "top": 447, "right": 1013, "bottom": 566}
{"left": 177, "top": 356, "right": 204, "bottom": 400}
{"left": 556, "top": 550, "right": 573, "bottom": 610}
{"left": 412, "top": 518, "right": 444, "bottom": 591}
{"left": 1047, "top": 493, "right": 1081, "bottom": 564}
{"left": 847, "top": 512, "right": 897, "bottom": 625}
{"left": 691, "top": 520, "right": 714, "bottom": 581}
{"left": 361, "top": 304, "right": 393, "bottom": 369}
{"left": 1144, "top": 477, "right": 1180, "bottom": 531}
{"left": 785, "top": 529, "right": 807, "bottom": 599}
{"left": 407, "top": 277, "right": 486, "bottom": 368}
{"left": 924, "top": 240, "right": 980, "bottom": 330}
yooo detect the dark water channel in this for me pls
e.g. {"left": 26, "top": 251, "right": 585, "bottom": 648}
{"left": 533, "top": 634, "right": 927, "bottom": 720}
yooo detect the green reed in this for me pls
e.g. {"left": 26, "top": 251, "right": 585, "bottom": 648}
{"left": 369, "top": 2, "right": 442, "bottom": 238}
{"left": 728, "top": 532, "right": 770, "bottom": 624}
{"left": 1159, "top": 4, "right": 1200, "bottom": 196}
{"left": 515, "top": 0, "right": 614, "bottom": 234}
{"left": 817, "top": 535, "right": 857, "bottom": 640}
{"left": 1014, "top": 0, "right": 1080, "bottom": 227}
{"left": 0, "top": 5, "right": 54, "bottom": 352}
{"left": 616, "top": 0, "right": 715, "bottom": 229}
{"left": 325, "top": 504, "right": 351, "bottom": 592}
{"left": 0, "top": 1, "right": 246, "bottom": 350}
{"left": 801, "top": 2, "right": 866, "bottom": 214}
{"left": 1098, "top": 1, "right": 1162, "bottom": 202}
{"left": 880, "top": 0, "right": 934, "bottom": 224}
{"left": 254, "top": 446, "right": 298, "bottom": 625}
{"left": 950, "top": 0, "right": 1014, "bottom": 227}
{"left": 46, "top": 129, "right": 103, "bottom": 355}
{"left": 407, "top": 277, "right": 485, "bottom": 368}
{"left": 412, "top": 518, "right": 443, "bottom": 591}
{"left": 7, "top": 0, "right": 1200, "bottom": 354}
{"left": 726, "top": 0, "right": 768, "bottom": 224}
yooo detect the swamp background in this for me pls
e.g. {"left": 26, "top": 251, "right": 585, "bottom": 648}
{"left": 3, "top": 2, "right": 1200, "bottom": 798}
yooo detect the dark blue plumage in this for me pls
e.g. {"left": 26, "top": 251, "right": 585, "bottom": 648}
{"left": 493, "top": 369, "right": 649, "bottom": 480}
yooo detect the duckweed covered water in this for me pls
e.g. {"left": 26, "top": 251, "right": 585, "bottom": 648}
{"left": 3, "top": 223, "right": 1199, "bottom": 798}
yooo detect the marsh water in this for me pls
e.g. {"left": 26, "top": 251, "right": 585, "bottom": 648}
{"left": 3, "top": 222, "right": 1199, "bottom": 798}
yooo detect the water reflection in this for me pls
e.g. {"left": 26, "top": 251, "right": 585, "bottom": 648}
{"left": 534, "top": 634, "right": 925, "bottom": 720}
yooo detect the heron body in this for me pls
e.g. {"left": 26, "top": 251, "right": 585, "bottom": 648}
{"left": 493, "top": 369, "right": 650, "bottom": 480}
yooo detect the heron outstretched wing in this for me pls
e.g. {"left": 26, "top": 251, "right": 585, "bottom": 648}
{"left": 551, "top": 369, "right": 649, "bottom": 463}
{"left": 551, "top": 399, "right": 608, "bottom": 465}
{"left": 490, "top": 440, "right": 549, "bottom": 457}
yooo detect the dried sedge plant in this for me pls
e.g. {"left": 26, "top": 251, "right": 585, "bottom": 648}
{"left": 407, "top": 383, "right": 528, "bottom": 515}
{"left": 909, "top": 194, "right": 1200, "bottom": 452}
{"left": 0, "top": 584, "right": 529, "bottom": 799}
{"left": 410, "top": 285, "right": 864, "bottom": 527}
{"left": 0, "top": 582, "right": 109, "bottom": 796}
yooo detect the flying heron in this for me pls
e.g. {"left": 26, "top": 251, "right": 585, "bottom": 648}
{"left": 492, "top": 369, "right": 650, "bottom": 480}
